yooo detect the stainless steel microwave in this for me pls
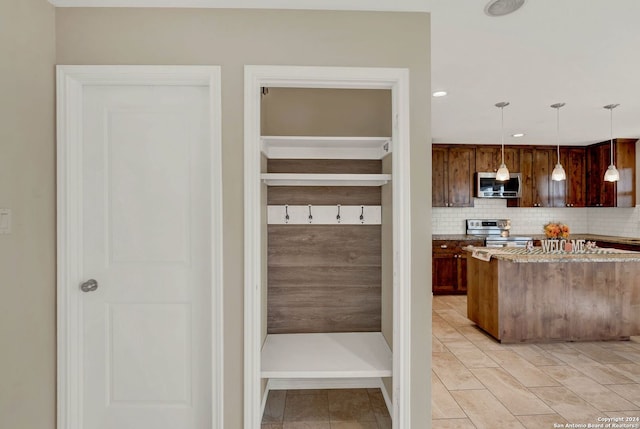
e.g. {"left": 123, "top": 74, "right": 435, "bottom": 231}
{"left": 475, "top": 172, "right": 522, "bottom": 198}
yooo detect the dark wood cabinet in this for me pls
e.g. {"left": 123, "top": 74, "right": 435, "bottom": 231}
{"left": 586, "top": 139, "right": 637, "bottom": 207}
{"left": 518, "top": 147, "right": 560, "bottom": 207}
{"left": 561, "top": 147, "right": 586, "bottom": 207}
{"left": 432, "top": 240, "right": 483, "bottom": 295}
{"left": 432, "top": 146, "right": 448, "bottom": 207}
{"left": 475, "top": 145, "right": 519, "bottom": 174}
{"left": 432, "top": 140, "right": 636, "bottom": 209}
{"left": 432, "top": 145, "right": 475, "bottom": 207}
{"left": 586, "top": 143, "right": 615, "bottom": 207}
{"left": 474, "top": 146, "right": 498, "bottom": 173}
{"left": 517, "top": 148, "right": 534, "bottom": 207}
{"left": 616, "top": 139, "right": 637, "bottom": 207}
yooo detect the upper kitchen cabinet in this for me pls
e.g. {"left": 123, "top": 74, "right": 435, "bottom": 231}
{"left": 432, "top": 144, "right": 475, "bottom": 207}
{"left": 432, "top": 145, "right": 448, "bottom": 207}
{"left": 475, "top": 145, "right": 520, "bottom": 174}
{"left": 518, "top": 147, "right": 564, "bottom": 207}
{"left": 586, "top": 142, "right": 614, "bottom": 207}
{"left": 560, "top": 147, "right": 586, "bottom": 207}
{"left": 586, "top": 139, "right": 637, "bottom": 207}
{"left": 431, "top": 141, "right": 636, "bottom": 209}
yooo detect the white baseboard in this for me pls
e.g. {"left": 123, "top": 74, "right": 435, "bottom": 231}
{"left": 260, "top": 377, "right": 393, "bottom": 419}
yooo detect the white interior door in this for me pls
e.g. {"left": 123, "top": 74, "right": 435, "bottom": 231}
{"left": 78, "top": 83, "right": 211, "bottom": 428}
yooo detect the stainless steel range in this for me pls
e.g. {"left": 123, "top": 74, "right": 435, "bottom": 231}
{"left": 466, "top": 219, "right": 533, "bottom": 248}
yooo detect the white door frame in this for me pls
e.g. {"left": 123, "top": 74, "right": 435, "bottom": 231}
{"left": 243, "top": 65, "right": 412, "bottom": 428}
{"left": 56, "top": 65, "right": 224, "bottom": 429}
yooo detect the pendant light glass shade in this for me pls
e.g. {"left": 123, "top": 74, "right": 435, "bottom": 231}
{"left": 604, "top": 165, "right": 620, "bottom": 182}
{"left": 495, "top": 101, "right": 510, "bottom": 181}
{"left": 496, "top": 163, "right": 510, "bottom": 181}
{"left": 603, "top": 104, "right": 620, "bottom": 182}
{"left": 550, "top": 103, "right": 566, "bottom": 181}
{"left": 551, "top": 163, "right": 567, "bottom": 181}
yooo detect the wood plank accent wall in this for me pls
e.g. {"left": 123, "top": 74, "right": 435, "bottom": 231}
{"left": 268, "top": 186, "right": 381, "bottom": 205}
{"left": 268, "top": 159, "right": 382, "bottom": 174}
{"left": 267, "top": 225, "right": 382, "bottom": 334}
{"left": 267, "top": 158, "right": 384, "bottom": 334}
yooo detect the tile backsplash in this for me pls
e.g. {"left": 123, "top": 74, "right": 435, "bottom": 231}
{"left": 432, "top": 198, "right": 640, "bottom": 238}
{"left": 587, "top": 205, "right": 640, "bottom": 237}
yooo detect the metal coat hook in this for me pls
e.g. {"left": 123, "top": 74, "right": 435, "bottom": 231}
{"left": 360, "top": 206, "right": 365, "bottom": 224}
{"left": 308, "top": 204, "right": 313, "bottom": 223}
{"left": 336, "top": 204, "right": 341, "bottom": 223}
{"left": 284, "top": 204, "right": 289, "bottom": 224}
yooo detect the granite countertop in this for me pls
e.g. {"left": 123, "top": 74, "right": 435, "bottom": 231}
{"left": 433, "top": 234, "right": 486, "bottom": 241}
{"left": 434, "top": 233, "right": 640, "bottom": 246}
{"left": 463, "top": 245, "right": 640, "bottom": 263}
{"left": 546, "top": 234, "right": 640, "bottom": 246}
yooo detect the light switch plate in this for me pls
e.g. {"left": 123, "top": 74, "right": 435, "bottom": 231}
{"left": 0, "top": 209, "right": 11, "bottom": 234}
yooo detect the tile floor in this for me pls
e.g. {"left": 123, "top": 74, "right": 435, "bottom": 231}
{"left": 261, "top": 388, "right": 392, "bottom": 429}
{"left": 433, "top": 295, "right": 640, "bottom": 429}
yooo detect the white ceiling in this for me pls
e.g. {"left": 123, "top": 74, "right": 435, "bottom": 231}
{"left": 49, "top": 0, "right": 640, "bottom": 147}
{"left": 431, "top": 0, "right": 640, "bottom": 146}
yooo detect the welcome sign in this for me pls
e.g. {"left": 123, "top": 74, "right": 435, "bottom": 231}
{"left": 541, "top": 239, "right": 588, "bottom": 253}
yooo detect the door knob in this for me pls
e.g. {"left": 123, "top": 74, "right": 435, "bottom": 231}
{"left": 80, "top": 279, "right": 98, "bottom": 292}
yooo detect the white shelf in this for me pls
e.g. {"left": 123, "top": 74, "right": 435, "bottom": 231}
{"left": 261, "top": 136, "right": 391, "bottom": 160}
{"left": 261, "top": 332, "right": 392, "bottom": 379}
{"left": 261, "top": 173, "right": 391, "bottom": 187}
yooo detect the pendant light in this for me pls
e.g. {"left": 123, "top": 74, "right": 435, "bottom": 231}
{"left": 550, "top": 103, "right": 566, "bottom": 181}
{"left": 495, "top": 101, "right": 510, "bottom": 181}
{"left": 603, "top": 104, "right": 620, "bottom": 182}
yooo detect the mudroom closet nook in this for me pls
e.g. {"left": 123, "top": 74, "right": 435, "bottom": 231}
{"left": 261, "top": 137, "right": 393, "bottom": 380}
{"left": 244, "top": 66, "right": 413, "bottom": 429}
{"left": 260, "top": 87, "right": 393, "bottom": 403}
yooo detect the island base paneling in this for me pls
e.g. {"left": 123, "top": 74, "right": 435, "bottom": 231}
{"left": 467, "top": 257, "right": 640, "bottom": 343}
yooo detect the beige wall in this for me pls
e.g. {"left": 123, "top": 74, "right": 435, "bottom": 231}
{"left": 55, "top": 8, "right": 431, "bottom": 428}
{"left": 0, "top": 1, "right": 56, "bottom": 428}
{"left": 261, "top": 88, "right": 391, "bottom": 136}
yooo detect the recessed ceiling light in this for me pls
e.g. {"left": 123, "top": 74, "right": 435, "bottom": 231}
{"left": 512, "top": 133, "right": 525, "bottom": 138}
{"left": 432, "top": 91, "right": 447, "bottom": 97}
{"left": 484, "top": 0, "right": 526, "bottom": 17}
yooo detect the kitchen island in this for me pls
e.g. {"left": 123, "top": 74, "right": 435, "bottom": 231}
{"left": 464, "top": 246, "right": 640, "bottom": 343}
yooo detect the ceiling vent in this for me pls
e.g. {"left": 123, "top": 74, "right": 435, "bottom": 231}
{"left": 484, "top": 0, "right": 526, "bottom": 17}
